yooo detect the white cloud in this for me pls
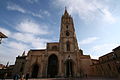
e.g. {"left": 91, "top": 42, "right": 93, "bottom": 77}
{"left": 11, "top": 32, "right": 50, "bottom": 49}
{"left": 11, "top": 33, "right": 33, "bottom": 43}
{"left": 31, "top": 40, "right": 46, "bottom": 49}
{"left": 0, "top": 27, "right": 11, "bottom": 36}
{"left": 30, "top": 12, "right": 43, "bottom": 18}
{"left": 102, "top": 9, "right": 116, "bottom": 23}
{"left": 8, "top": 41, "right": 29, "bottom": 51}
{"left": 43, "top": 10, "right": 50, "bottom": 16}
{"left": 53, "top": 0, "right": 117, "bottom": 23}
{"left": 7, "top": 3, "right": 26, "bottom": 13}
{"left": 0, "top": 31, "right": 49, "bottom": 65}
{"left": 6, "top": 2, "right": 42, "bottom": 18}
{"left": 31, "top": 10, "right": 50, "bottom": 18}
{"left": 0, "top": 24, "right": 49, "bottom": 49}
{"left": 27, "top": 0, "right": 38, "bottom": 4}
{"left": 90, "top": 56, "right": 99, "bottom": 60}
{"left": 28, "top": 10, "right": 50, "bottom": 18}
{"left": 16, "top": 19, "right": 49, "bottom": 35}
{"left": 0, "top": 43, "right": 24, "bottom": 65}
{"left": 7, "top": 2, "right": 50, "bottom": 18}
{"left": 0, "top": 19, "right": 51, "bottom": 50}
{"left": 79, "top": 37, "right": 99, "bottom": 45}
{"left": 90, "top": 43, "right": 119, "bottom": 59}
{"left": 91, "top": 43, "right": 119, "bottom": 52}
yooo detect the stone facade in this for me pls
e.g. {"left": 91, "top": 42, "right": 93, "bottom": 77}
{"left": 0, "top": 64, "right": 5, "bottom": 69}
{"left": 91, "top": 46, "right": 120, "bottom": 78}
{"left": 12, "top": 52, "right": 26, "bottom": 77}
{"left": 13, "top": 9, "right": 93, "bottom": 78}
{"left": 0, "top": 65, "right": 14, "bottom": 79}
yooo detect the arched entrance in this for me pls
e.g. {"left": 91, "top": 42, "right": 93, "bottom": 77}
{"left": 65, "top": 60, "right": 73, "bottom": 77}
{"left": 31, "top": 64, "right": 39, "bottom": 78}
{"left": 47, "top": 54, "right": 58, "bottom": 78}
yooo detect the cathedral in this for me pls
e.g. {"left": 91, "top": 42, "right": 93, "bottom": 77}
{"left": 13, "top": 9, "right": 93, "bottom": 78}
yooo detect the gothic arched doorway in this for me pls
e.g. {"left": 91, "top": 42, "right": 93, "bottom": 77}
{"left": 65, "top": 60, "right": 73, "bottom": 77}
{"left": 47, "top": 54, "right": 58, "bottom": 78}
{"left": 31, "top": 64, "right": 39, "bottom": 78}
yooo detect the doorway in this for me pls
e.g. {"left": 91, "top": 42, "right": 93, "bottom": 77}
{"left": 66, "top": 60, "right": 73, "bottom": 77}
{"left": 31, "top": 64, "right": 39, "bottom": 78}
{"left": 47, "top": 54, "right": 58, "bottom": 78}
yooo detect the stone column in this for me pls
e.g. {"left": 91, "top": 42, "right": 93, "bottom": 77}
{"left": 58, "top": 58, "right": 61, "bottom": 77}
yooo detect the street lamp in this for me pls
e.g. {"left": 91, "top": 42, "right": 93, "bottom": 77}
{"left": 0, "top": 32, "right": 7, "bottom": 44}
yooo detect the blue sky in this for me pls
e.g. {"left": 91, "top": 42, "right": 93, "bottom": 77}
{"left": 0, "top": 0, "right": 120, "bottom": 65}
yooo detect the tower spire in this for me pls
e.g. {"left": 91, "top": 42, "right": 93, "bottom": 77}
{"left": 65, "top": 6, "right": 67, "bottom": 11}
{"left": 22, "top": 51, "right": 25, "bottom": 56}
{"left": 64, "top": 6, "right": 69, "bottom": 16}
{"left": 6, "top": 61, "right": 9, "bottom": 67}
{"left": 60, "top": 8, "right": 79, "bottom": 53}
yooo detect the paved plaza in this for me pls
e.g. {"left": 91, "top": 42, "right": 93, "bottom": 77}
{"left": 2, "top": 78, "right": 119, "bottom": 80}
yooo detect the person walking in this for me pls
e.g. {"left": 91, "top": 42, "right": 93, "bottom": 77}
{"left": 4, "top": 73, "right": 7, "bottom": 80}
{"left": 25, "top": 73, "right": 29, "bottom": 80}
{"left": 2, "top": 73, "right": 5, "bottom": 80}
{"left": 13, "top": 74, "right": 19, "bottom": 80}
{"left": 20, "top": 74, "right": 24, "bottom": 80}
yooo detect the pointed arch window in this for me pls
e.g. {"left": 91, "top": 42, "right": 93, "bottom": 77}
{"left": 66, "top": 41, "right": 70, "bottom": 51}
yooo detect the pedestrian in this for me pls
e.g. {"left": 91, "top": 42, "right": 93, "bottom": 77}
{"left": 2, "top": 73, "right": 4, "bottom": 80}
{"left": 85, "top": 74, "right": 87, "bottom": 78}
{"left": 13, "top": 74, "right": 19, "bottom": 80}
{"left": 4, "top": 73, "right": 7, "bottom": 79}
{"left": 25, "top": 73, "right": 29, "bottom": 80}
{"left": 20, "top": 74, "right": 24, "bottom": 80}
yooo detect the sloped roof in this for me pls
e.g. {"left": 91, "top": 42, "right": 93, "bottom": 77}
{"left": 0, "top": 32, "right": 7, "bottom": 38}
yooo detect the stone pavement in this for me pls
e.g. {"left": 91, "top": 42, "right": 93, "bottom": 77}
{"left": 2, "top": 78, "right": 119, "bottom": 80}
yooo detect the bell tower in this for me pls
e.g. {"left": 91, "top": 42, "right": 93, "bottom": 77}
{"left": 59, "top": 8, "right": 79, "bottom": 53}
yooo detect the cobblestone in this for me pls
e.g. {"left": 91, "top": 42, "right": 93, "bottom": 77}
{"left": 2, "top": 78, "right": 119, "bottom": 80}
